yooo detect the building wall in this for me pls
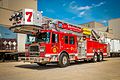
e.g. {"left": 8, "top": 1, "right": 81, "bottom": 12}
{"left": 0, "top": 0, "right": 37, "bottom": 27}
{"left": 79, "top": 22, "right": 95, "bottom": 28}
{"left": 108, "top": 18, "right": 120, "bottom": 39}
{"left": 94, "top": 22, "right": 105, "bottom": 28}
{"left": 79, "top": 21, "right": 105, "bottom": 29}
{"left": 0, "top": 0, "right": 37, "bottom": 52}
{"left": 79, "top": 21, "right": 120, "bottom": 40}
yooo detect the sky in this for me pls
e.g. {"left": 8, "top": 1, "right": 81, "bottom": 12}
{"left": 38, "top": 0, "right": 120, "bottom": 26}
{"left": 0, "top": 25, "right": 16, "bottom": 39}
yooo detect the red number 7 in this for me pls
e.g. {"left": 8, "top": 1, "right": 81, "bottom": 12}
{"left": 26, "top": 12, "right": 32, "bottom": 22}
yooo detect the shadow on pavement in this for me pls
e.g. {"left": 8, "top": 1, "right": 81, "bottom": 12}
{"left": 15, "top": 63, "right": 59, "bottom": 70}
{"left": 15, "top": 60, "right": 108, "bottom": 70}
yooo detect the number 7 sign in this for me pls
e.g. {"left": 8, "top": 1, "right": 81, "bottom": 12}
{"left": 25, "top": 9, "right": 33, "bottom": 24}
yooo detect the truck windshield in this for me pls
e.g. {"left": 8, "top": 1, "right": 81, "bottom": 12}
{"left": 26, "top": 34, "right": 36, "bottom": 44}
{"left": 36, "top": 32, "right": 50, "bottom": 43}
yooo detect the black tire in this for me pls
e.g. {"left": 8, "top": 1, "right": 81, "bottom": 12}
{"left": 84, "top": 59, "right": 88, "bottom": 63}
{"left": 37, "top": 63, "right": 47, "bottom": 66}
{"left": 74, "top": 60, "right": 80, "bottom": 64}
{"left": 58, "top": 53, "right": 70, "bottom": 68}
{"left": 2, "top": 53, "right": 5, "bottom": 62}
{"left": 110, "top": 53, "right": 112, "bottom": 57}
{"left": 93, "top": 53, "right": 98, "bottom": 62}
{"left": 98, "top": 53, "right": 103, "bottom": 62}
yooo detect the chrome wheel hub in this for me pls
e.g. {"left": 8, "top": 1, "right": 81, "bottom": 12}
{"left": 94, "top": 55, "right": 97, "bottom": 62}
{"left": 100, "top": 54, "right": 102, "bottom": 61}
{"left": 62, "top": 56, "right": 67, "bottom": 65}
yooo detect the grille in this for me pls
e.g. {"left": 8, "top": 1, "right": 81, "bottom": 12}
{"left": 29, "top": 45, "right": 39, "bottom": 52}
{"left": 29, "top": 45, "right": 40, "bottom": 57}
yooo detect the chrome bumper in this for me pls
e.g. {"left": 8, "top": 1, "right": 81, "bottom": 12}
{"left": 18, "top": 57, "right": 49, "bottom": 63}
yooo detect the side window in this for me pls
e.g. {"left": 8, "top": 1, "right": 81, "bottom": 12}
{"left": 64, "top": 36, "right": 68, "bottom": 44}
{"left": 69, "top": 36, "right": 75, "bottom": 44}
{"left": 52, "top": 33, "right": 58, "bottom": 43}
{"left": 58, "top": 23, "right": 62, "bottom": 28}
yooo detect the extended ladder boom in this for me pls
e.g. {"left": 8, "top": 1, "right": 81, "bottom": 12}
{"left": 91, "top": 30, "right": 100, "bottom": 41}
{"left": 9, "top": 8, "right": 101, "bottom": 40}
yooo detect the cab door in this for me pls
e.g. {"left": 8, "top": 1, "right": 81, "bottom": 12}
{"left": 69, "top": 36, "right": 76, "bottom": 53}
{"left": 51, "top": 32, "right": 59, "bottom": 54}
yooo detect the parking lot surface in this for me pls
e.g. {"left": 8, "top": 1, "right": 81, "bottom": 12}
{"left": 0, "top": 58, "right": 120, "bottom": 80}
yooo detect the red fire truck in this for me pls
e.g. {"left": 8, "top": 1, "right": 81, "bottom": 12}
{"left": 10, "top": 9, "right": 108, "bottom": 67}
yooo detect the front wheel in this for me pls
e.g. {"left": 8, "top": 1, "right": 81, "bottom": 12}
{"left": 58, "top": 53, "right": 70, "bottom": 68}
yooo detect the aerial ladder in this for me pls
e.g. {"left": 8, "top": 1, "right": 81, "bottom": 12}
{"left": 9, "top": 9, "right": 83, "bottom": 36}
{"left": 9, "top": 8, "right": 103, "bottom": 42}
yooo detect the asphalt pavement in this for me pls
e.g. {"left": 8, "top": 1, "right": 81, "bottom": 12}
{"left": 0, "top": 57, "right": 120, "bottom": 80}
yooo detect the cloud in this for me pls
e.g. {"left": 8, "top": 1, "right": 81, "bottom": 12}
{"left": 70, "top": 1, "right": 105, "bottom": 11}
{"left": 77, "top": 6, "right": 91, "bottom": 10}
{"left": 69, "top": 1, "right": 106, "bottom": 17}
{"left": 71, "top": 16, "right": 76, "bottom": 19}
{"left": 101, "top": 20, "right": 107, "bottom": 23}
{"left": 70, "top": 1, "right": 76, "bottom": 5}
{"left": 69, "top": 1, "right": 78, "bottom": 9}
{"left": 78, "top": 11, "right": 86, "bottom": 17}
{"left": 46, "top": 9, "right": 55, "bottom": 13}
{"left": 92, "top": 2, "right": 105, "bottom": 7}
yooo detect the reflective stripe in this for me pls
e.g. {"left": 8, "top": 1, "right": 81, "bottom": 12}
{"left": 87, "top": 53, "right": 94, "bottom": 56}
{"left": 75, "top": 54, "right": 78, "bottom": 56}
{"left": 103, "top": 53, "right": 107, "bottom": 55}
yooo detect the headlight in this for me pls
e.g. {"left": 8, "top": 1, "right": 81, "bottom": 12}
{"left": 40, "top": 47, "right": 45, "bottom": 52}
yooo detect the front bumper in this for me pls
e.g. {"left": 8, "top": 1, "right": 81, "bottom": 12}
{"left": 18, "top": 57, "right": 49, "bottom": 63}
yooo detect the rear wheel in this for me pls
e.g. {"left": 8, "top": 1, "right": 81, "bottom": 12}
{"left": 58, "top": 53, "right": 70, "bottom": 68}
{"left": 98, "top": 53, "right": 103, "bottom": 62}
{"left": 84, "top": 59, "right": 88, "bottom": 63}
{"left": 93, "top": 53, "right": 98, "bottom": 62}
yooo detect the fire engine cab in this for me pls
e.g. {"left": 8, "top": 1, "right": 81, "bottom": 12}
{"left": 9, "top": 9, "right": 108, "bottom": 67}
